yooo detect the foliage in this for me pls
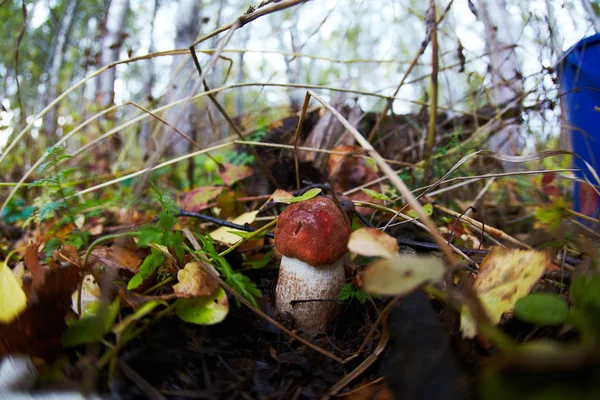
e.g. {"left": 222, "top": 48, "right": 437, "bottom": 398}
{"left": 128, "top": 185, "right": 184, "bottom": 290}
{"left": 195, "top": 234, "right": 262, "bottom": 308}
{"left": 338, "top": 283, "right": 372, "bottom": 304}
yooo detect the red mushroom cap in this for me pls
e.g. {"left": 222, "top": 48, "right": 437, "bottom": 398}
{"left": 275, "top": 196, "right": 351, "bottom": 266}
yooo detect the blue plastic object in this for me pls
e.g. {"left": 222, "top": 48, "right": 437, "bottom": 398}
{"left": 559, "top": 33, "right": 600, "bottom": 219}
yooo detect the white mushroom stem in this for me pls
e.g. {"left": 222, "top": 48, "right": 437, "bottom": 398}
{"left": 276, "top": 255, "right": 345, "bottom": 335}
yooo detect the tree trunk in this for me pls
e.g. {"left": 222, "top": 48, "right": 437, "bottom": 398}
{"left": 42, "top": 0, "right": 79, "bottom": 136}
{"left": 138, "top": 0, "right": 160, "bottom": 155}
{"left": 163, "top": 0, "right": 203, "bottom": 156}
{"left": 478, "top": 0, "right": 524, "bottom": 164}
{"left": 97, "top": 0, "right": 129, "bottom": 108}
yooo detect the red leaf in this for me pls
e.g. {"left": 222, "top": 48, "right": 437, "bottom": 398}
{"left": 218, "top": 163, "right": 254, "bottom": 186}
{"left": 180, "top": 186, "right": 224, "bottom": 212}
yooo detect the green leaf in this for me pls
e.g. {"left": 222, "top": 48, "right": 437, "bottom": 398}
{"left": 65, "top": 231, "right": 90, "bottom": 249}
{"left": 137, "top": 226, "right": 164, "bottom": 247}
{"left": 337, "top": 283, "right": 373, "bottom": 304}
{"left": 278, "top": 188, "right": 322, "bottom": 204}
{"left": 583, "top": 276, "right": 600, "bottom": 310}
{"left": 228, "top": 272, "right": 262, "bottom": 308}
{"left": 61, "top": 298, "right": 120, "bottom": 347}
{"left": 361, "top": 188, "right": 392, "bottom": 202}
{"left": 569, "top": 275, "right": 588, "bottom": 306}
{"left": 127, "top": 250, "right": 165, "bottom": 290}
{"left": 407, "top": 203, "right": 433, "bottom": 219}
{"left": 514, "top": 293, "right": 569, "bottom": 326}
{"left": 175, "top": 287, "right": 229, "bottom": 325}
{"left": 157, "top": 211, "right": 177, "bottom": 232}
{"left": 44, "top": 238, "right": 63, "bottom": 259}
{"left": 196, "top": 235, "right": 262, "bottom": 308}
{"left": 243, "top": 250, "right": 273, "bottom": 269}
{"left": 39, "top": 200, "right": 66, "bottom": 220}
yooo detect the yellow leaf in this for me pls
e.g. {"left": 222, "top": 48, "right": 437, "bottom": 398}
{"left": 347, "top": 228, "right": 399, "bottom": 259}
{"left": 209, "top": 211, "right": 259, "bottom": 245}
{"left": 0, "top": 260, "right": 28, "bottom": 324}
{"left": 362, "top": 254, "right": 444, "bottom": 296}
{"left": 271, "top": 189, "right": 294, "bottom": 203}
{"left": 460, "top": 247, "right": 550, "bottom": 339}
{"left": 173, "top": 262, "right": 220, "bottom": 297}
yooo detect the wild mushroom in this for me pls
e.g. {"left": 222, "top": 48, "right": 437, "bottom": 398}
{"left": 274, "top": 196, "right": 352, "bottom": 334}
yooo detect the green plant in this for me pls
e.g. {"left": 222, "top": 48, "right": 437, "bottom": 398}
{"left": 195, "top": 234, "right": 262, "bottom": 308}
{"left": 26, "top": 146, "right": 92, "bottom": 257}
{"left": 338, "top": 283, "right": 372, "bottom": 304}
{"left": 128, "top": 185, "right": 184, "bottom": 290}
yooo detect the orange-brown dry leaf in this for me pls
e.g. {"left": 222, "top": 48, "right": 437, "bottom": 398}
{"left": 173, "top": 262, "right": 220, "bottom": 297}
{"left": 0, "top": 263, "right": 82, "bottom": 358}
{"left": 55, "top": 244, "right": 83, "bottom": 267}
{"left": 24, "top": 242, "right": 44, "bottom": 288}
{"left": 89, "top": 245, "right": 142, "bottom": 274}
{"left": 460, "top": 247, "right": 550, "bottom": 338}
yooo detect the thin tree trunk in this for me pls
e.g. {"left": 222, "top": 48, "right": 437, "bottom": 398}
{"left": 97, "top": 0, "right": 129, "bottom": 108}
{"left": 138, "top": 0, "right": 160, "bottom": 155}
{"left": 163, "top": 0, "right": 202, "bottom": 156}
{"left": 43, "top": 0, "right": 79, "bottom": 136}
{"left": 478, "top": 0, "right": 524, "bottom": 164}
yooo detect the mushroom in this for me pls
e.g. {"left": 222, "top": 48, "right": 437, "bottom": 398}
{"left": 274, "top": 196, "right": 352, "bottom": 334}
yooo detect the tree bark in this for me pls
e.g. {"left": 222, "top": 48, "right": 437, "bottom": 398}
{"left": 97, "top": 0, "right": 129, "bottom": 108}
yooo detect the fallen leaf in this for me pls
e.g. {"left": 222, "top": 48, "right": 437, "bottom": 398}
{"left": 460, "top": 247, "right": 550, "bottom": 339}
{"left": 71, "top": 274, "right": 101, "bottom": 314}
{"left": 175, "top": 287, "right": 229, "bottom": 325}
{"left": 407, "top": 203, "right": 433, "bottom": 219}
{"left": 210, "top": 210, "right": 259, "bottom": 245}
{"left": 61, "top": 298, "right": 120, "bottom": 347}
{"left": 271, "top": 189, "right": 295, "bottom": 203}
{"left": 89, "top": 245, "right": 142, "bottom": 274}
{"left": 361, "top": 188, "right": 392, "bottom": 202}
{"left": 277, "top": 188, "right": 322, "bottom": 204}
{"left": 180, "top": 186, "right": 224, "bottom": 212}
{"left": 173, "top": 262, "right": 220, "bottom": 297}
{"left": 0, "top": 263, "right": 82, "bottom": 358}
{"left": 0, "top": 259, "right": 28, "bottom": 324}
{"left": 218, "top": 163, "right": 254, "bottom": 186}
{"left": 362, "top": 254, "right": 445, "bottom": 296}
{"left": 348, "top": 228, "right": 399, "bottom": 259}
{"left": 24, "top": 243, "right": 44, "bottom": 288}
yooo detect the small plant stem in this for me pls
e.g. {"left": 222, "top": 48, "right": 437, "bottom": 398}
{"left": 97, "top": 301, "right": 177, "bottom": 370}
{"left": 143, "top": 276, "right": 175, "bottom": 295}
{"left": 82, "top": 232, "right": 139, "bottom": 267}
{"left": 218, "top": 219, "right": 277, "bottom": 258}
{"left": 424, "top": 0, "right": 438, "bottom": 161}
